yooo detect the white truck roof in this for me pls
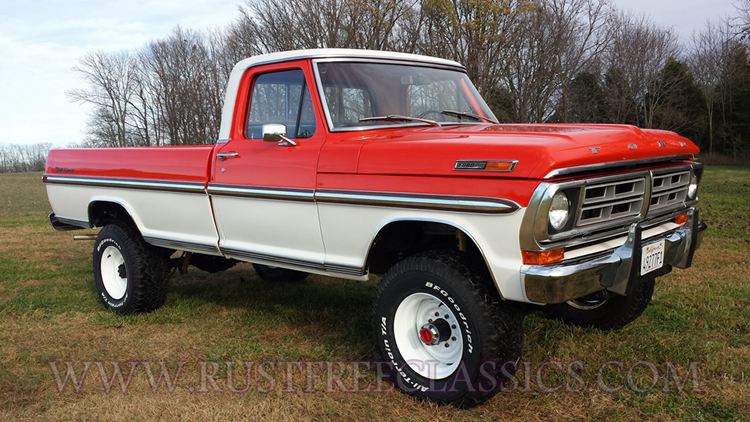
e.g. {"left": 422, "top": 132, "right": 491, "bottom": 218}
{"left": 218, "top": 49, "right": 465, "bottom": 140}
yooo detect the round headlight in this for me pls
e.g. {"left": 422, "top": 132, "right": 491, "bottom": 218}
{"left": 687, "top": 173, "right": 698, "bottom": 199}
{"left": 549, "top": 192, "right": 570, "bottom": 231}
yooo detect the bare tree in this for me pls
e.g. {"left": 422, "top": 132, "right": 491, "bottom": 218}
{"left": 690, "top": 22, "right": 734, "bottom": 156}
{"left": 140, "top": 27, "right": 226, "bottom": 145}
{"left": 605, "top": 12, "right": 680, "bottom": 128}
{"left": 493, "top": 0, "right": 610, "bottom": 122}
{"left": 734, "top": 0, "right": 750, "bottom": 38}
{"left": 0, "top": 143, "right": 52, "bottom": 173}
{"left": 69, "top": 51, "right": 137, "bottom": 147}
{"left": 417, "top": 0, "right": 521, "bottom": 96}
{"left": 238, "top": 0, "right": 417, "bottom": 52}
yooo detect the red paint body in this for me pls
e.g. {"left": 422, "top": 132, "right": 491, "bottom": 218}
{"left": 46, "top": 59, "right": 700, "bottom": 207}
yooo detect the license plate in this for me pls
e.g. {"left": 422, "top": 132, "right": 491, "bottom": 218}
{"left": 641, "top": 239, "right": 665, "bottom": 276}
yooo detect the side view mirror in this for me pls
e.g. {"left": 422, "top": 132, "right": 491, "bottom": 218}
{"left": 262, "top": 124, "right": 297, "bottom": 146}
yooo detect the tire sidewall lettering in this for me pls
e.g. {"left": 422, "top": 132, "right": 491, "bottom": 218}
{"left": 375, "top": 275, "right": 482, "bottom": 398}
{"left": 425, "top": 281, "right": 473, "bottom": 355}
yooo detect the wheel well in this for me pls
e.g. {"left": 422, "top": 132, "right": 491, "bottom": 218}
{"left": 88, "top": 201, "right": 136, "bottom": 228}
{"left": 366, "top": 221, "right": 492, "bottom": 281}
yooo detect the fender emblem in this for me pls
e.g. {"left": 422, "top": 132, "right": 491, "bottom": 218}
{"left": 658, "top": 140, "right": 666, "bottom": 147}
{"left": 454, "top": 160, "right": 517, "bottom": 172}
{"left": 628, "top": 143, "right": 638, "bottom": 150}
{"left": 590, "top": 147, "right": 601, "bottom": 154}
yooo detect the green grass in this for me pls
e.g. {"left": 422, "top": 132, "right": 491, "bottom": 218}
{"left": 0, "top": 169, "right": 749, "bottom": 421}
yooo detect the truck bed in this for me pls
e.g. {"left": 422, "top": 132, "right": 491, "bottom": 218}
{"left": 44, "top": 146, "right": 220, "bottom": 255}
{"left": 45, "top": 146, "right": 214, "bottom": 183}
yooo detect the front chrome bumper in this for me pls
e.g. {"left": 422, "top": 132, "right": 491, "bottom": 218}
{"left": 522, "top": 208, "right": 707, "bottom": 304}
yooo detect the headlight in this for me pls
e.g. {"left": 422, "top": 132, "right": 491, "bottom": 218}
{"left": 687, "top": 173, "right": 698, "bottom": 199}
{"left": 548, "top": 192, "right": 570, "bottom": 231}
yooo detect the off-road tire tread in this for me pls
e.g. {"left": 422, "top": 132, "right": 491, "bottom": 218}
{"left": 95, "top": 223, "right": 170, "bottom": 314}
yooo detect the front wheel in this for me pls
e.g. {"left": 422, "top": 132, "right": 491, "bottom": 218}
{"left": 93, "top": 224, "right": 170, "bottom": 314}
{"left": 548, "top": 277, "right": 655, "bottom": 330}
{"left": 372, "top": 251, "right": 523, "bottom": 407}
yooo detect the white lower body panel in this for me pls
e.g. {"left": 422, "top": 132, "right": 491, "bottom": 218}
{"left": 317, "top": 203, "right": 528, "bottom": 302}
{"left": 45, "top": 184, "right": 219, "bottom": 253}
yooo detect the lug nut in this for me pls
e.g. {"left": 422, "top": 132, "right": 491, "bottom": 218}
{"left": 452, "top": 336, "right": 456, "bottom": 341}
{"left": 434, "top": 312, "right": 439, "bottom": 317}
{"left": 444, "top": 314, "right": 449, "bottom": 319}
{"left": 428, "top": 319, "right": 433, "bottom": 323}
{"left": 444, "top": 343, "right": 450, "bottom": 348}
{"left": 451, "top": 324, "right": 456, "bottom": 329}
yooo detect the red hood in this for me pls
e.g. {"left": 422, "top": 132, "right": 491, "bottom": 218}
{"left": 353, "top": 123, "right": 700, "bottom": 179}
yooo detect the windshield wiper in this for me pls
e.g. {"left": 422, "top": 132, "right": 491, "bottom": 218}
{"left": 359, "top": 115, "right": 441, "bottom": 127}
{"left": 441, "top": 110, "right": 498, "bottom": 124}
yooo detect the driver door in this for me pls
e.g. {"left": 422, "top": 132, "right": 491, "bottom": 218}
{"left": 209, "top": 61, "right": 326, "bottom": 267}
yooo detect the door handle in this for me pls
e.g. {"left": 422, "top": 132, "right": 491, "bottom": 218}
{"left": 276, "top": 135, "right": 297, "bottom": 147}
{"left": 217, "top": 152, "right": 240, "bottom": 161}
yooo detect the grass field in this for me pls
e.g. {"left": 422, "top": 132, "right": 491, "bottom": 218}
{"left": 1, "top": 168, "right": 749, "bottom": 421}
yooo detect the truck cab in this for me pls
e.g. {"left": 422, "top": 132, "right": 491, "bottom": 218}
{"left": 44, "top": 49, "right": 706, "bottom": 407}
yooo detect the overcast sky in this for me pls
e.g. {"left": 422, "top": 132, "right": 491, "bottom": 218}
{"left": 0, "top": 0, "right": 739, "bottom": 146}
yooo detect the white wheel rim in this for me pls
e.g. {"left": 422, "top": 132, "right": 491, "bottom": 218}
{"left": 393, "top": 292, "right": 464, "bottom": 379}
{"left": 566, "top": 298, "right": 607, "bottom": 310}
{"left": 100, "top": 245, "right": 127, "bottom": 300}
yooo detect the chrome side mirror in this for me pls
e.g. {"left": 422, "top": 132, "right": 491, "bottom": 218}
{"left": 262, "top": 124, "right": 297, "bottom": 146}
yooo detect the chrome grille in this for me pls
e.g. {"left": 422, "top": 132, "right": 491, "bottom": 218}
{"left": 577, "top": 178, "right": 645, "bottom": 226}
{"left": 524, "top": 163, "right": 700, "bottom": 252}
{"left": 648, "top": 171, "right": 690, "bottom": 214}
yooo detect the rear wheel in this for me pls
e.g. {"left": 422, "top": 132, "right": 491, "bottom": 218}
{"left": 93, "top": 224, "right": 170, "bottom": 314}
{"left": 252, "top": 264, "right": 308, "bottom": 282}
{"left": 372, "top": 251, "right": 522, "bottom": 407}
{"left": 549, "top": 278, "right": 655, "bottom": 330}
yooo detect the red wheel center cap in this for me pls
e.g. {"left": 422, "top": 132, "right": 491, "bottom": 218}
{"left": 419, "top": 327, "right": 434, "bottom": 345}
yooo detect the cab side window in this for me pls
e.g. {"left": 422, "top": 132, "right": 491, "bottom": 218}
{"left": 247, "top": 69, "right": 316, "bottom": 139}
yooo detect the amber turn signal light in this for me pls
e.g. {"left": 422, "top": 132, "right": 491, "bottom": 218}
{"left": 485, "top": 161, "right": 517, "bottom": 172}
{"left": 674, "top": 212, "right": 689, "bottom": 226}
{"left": 522, "top": 248, "right": 564, "bottom": 265}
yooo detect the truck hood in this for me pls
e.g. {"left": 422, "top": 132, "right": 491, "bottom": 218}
{"left": 354, "top": 123, "right": 700, "bottom": 179}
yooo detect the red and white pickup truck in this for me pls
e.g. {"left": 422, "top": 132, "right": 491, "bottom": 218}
{"left": 45, "top": 49, "right": 706, "bottom": 406}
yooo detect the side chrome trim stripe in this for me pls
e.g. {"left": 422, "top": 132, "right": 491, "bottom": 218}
{"left": 142, "top": 236, "right": 221, "bottom": 255}
{"left": 44, "top": 175, "right": 519, "bottom": 214}
{"left": 544, "top": 155, "right": 694, "bottom": 179}
{"left": 207, "top": 184, "right": 314, "bottom": 202}
{"left": 43, "top": 175, "right": 205, "bottom": 194}
{"left": 221, "top": 247, "right": 365, "bottom": 276}
{"left": 314, "top": 189, "right": 520, "bottom": 214}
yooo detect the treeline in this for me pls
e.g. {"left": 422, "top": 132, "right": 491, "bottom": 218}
{"left": 72, "top": 0, "right": 750, "bottom": 160}
{"left": 0, "top": 143, "right": 52, "bottom": 173}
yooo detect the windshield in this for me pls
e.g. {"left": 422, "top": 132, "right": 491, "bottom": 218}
{"left": 315, "top": 61, "right": 497, "bottom": 130}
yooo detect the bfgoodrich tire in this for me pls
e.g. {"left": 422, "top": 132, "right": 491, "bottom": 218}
{"left": 372, "top": 251, "right": 523, "bottom": 408}
{"left": 252, "top": 264, "right": 308, "bottom": 282}
{"left": 549, "top": 277, "right": 655, "bottom": 330}
{"left": 93, "top": 224, "right": 170, "bottom": 314}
